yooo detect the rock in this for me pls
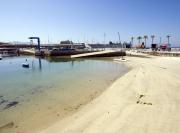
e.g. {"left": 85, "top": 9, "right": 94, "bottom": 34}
{"left": 0, "top": 99, "right": 8, "bottom": 105}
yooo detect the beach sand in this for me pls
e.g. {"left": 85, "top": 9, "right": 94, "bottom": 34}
{"left": 40, "top": 56, "right": 180, "bottom": 133}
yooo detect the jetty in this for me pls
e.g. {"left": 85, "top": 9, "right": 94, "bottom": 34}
{"left": 0, "top": 48, "right": 19, "bottom": 57}
{"left": 71, "top": 50, "right": 125, "bottom": 58}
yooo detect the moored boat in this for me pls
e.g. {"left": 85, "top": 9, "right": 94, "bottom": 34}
{"left": 22, "top": 63, "right": 29, "bottom": 68}
{"left": 22, "top": 59, "right": 29, "bottom": 68}
{"left": 113, "top": 58, "right": 127, "bottom": 62}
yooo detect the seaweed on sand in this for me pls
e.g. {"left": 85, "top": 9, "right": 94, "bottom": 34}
{"left": 4, "top": 101, "right": 19, "bottom": 110}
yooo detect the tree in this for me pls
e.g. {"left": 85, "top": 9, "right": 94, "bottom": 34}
{"left": 151, "top": 35, "right": 155, "bottom": 44}
{"left": 144, "top": 35, "right": 148, "bottom": 47}
{"left": 109, "top": 41, "right": 113, "bottom": 45}
{"left": 137, "top": 36, "right": 142, "bottom": 44}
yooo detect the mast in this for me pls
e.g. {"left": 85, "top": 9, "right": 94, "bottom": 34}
{"left": 118, "top": 32, "right": 121, "bottom": 48}
{"left": 104, "top": 33, "right": 106, "bottom": 44}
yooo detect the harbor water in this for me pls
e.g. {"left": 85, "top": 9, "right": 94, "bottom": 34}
{"left": 0, "top": 56, "right": 128, "bottom": 133}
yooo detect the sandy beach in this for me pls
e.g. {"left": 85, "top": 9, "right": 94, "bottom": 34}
{"left": 40, "top": 56, "right": 180, "bottom": 133}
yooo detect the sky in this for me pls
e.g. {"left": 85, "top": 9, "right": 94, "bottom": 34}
{"left": 0, "top": 0, "right": 180, "bottom": 46}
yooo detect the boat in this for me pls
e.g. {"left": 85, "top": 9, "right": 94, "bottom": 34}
{"left": 22, "top": 61, "right": 29, "bottom": 68}
{"left": 113, "top": 32, "right": 127, "bottom": 62}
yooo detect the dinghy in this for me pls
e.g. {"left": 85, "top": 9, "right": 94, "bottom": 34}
{"left": 22, "top": 63, "right": 29, "bottom": 68}
{"left": 22, "top": 59, "right": 29, "bottom": 68}
{"left": 113, "top": 58, "right": 127, "bottom": 62}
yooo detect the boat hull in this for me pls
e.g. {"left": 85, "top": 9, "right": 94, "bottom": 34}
{"left": 22, "top": 63, "right": 29, "bottom": 68}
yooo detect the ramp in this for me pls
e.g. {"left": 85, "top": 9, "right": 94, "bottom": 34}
{"left": 71, "top": 50, "right": 123, "bottom": 58}
{"left": 20, "top": 49, "right": 35, "bottom": 55}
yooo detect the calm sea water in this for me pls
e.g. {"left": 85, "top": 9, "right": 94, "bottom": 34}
{"left": 0, "top": 56, "right": 128, "bottom": 132}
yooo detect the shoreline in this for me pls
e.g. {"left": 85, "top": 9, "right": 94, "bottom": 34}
{"left": 40, "top": 56, "right": 180, "bottom": 133}
{"left": 33, "top": 60, "right": 130, "bottom": 133}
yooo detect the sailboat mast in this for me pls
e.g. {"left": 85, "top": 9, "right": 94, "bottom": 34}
{"left": 118, "top": 32, "right": 121, "bottom": 49}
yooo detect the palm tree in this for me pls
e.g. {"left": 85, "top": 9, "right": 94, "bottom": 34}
{"left": 131, "top": 37, "right": 134, "bottom": 46}
{"left": 151, "top": 35, "right": 155, "bottom": 44}
{"left": 159, "top": 37, "right": 162, "bottom": 45}
{"left": 167, "top": 35, "right": 171, "bottom": 47}
{"left": 144, "top": 35, "right": 148, "bottom": 47}
{"left": 137, "top": 36, "right": 142, "bottom": 44}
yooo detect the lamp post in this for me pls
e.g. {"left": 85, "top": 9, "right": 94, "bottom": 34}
{"left": 131, "top": 37, "right": 134, "bottom": 46}
{"left": 118, "top": 32, "right": 121, "bottom": 48}
{"left": 167, "top": 35, "right": 171, "bottom": 47}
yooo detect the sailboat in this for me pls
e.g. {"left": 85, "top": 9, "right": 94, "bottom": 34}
{"left": 114, "top": 32, "right": 127, "bottom": 62}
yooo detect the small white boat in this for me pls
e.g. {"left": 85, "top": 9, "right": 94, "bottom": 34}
{"left": 114, "top": 58, "right": 127, "bottom": 62}
{"left": 22, "top": 63, "right": 29, "bottom": 68}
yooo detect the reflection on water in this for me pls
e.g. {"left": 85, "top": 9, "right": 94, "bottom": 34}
{"left": 30, "top": 57, "right": 85, "bottom": 71}
{"left": 38, "top": 58, "right": 42, "bottom": 70}
{"left": 0, "top": 56, "right": 128, "bottom": 133}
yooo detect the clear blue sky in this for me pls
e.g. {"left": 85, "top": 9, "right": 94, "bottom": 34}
{"left": 0, "top": 0, "right": 180, "bottom": 46}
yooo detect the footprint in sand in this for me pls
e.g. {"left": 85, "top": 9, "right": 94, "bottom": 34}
{"left": 136, "top": 94, "right": 152, "bottom": 106}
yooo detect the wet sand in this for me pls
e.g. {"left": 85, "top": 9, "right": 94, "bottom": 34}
{"left": 40, "top": 56, "right": 180, "bottom": 133}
